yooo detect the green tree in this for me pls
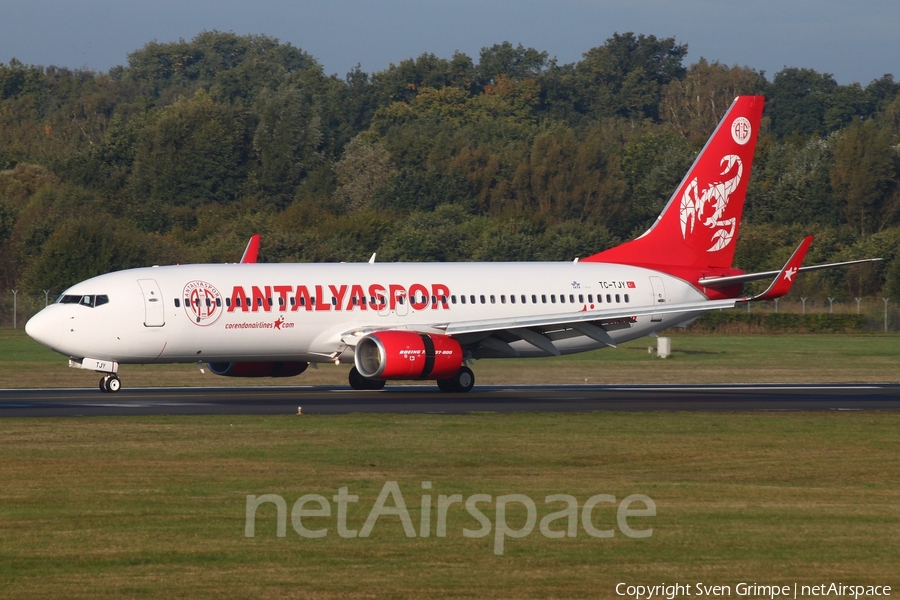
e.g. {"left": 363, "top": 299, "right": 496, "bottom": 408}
{"left": 252, "top": 85, "right": 324, "bottom": 203}
{"left": 574, "top": 32, "right": 688, "bottom": 121}
{"left": 768, "top": 68, "right": 839, "bottom": 138}
{"left": 831, "top": 118, "right": 899, "bottom": 235}
{"left": 660, "top": 59, "right": 768, "bottom": 140}
{"left": 477, "top": 42, "right": 548, "bottom": 85}
{"left": 131, "top": 91, "right": 250, "bottom": 212}
{"left": 333, "top": 135, "right": 396, "bottom": 212}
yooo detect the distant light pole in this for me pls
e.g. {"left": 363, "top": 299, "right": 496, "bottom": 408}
{"left": 828, "top": 297, "right": 835, "bottom": 314}
{"left": 801, "top": 297, "right": 807, "bottom": 314}
{"left": 774, "top": 298, "right": 779, "bottom": 313}
{"left": 883, "top": 298, "right": 890, "bottom": 333}
{"left": 10, "top": 290, "right": 17, "bottom": 329}
{"left": 855, "top": 298, "right": 862, "bottom": 314}
{"left": 43, "top": 289, "right": 51, "bottom": 306}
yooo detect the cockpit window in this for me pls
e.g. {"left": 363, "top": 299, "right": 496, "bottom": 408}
{"left": 57, "top": 294, "right": 109, "bottom": 307}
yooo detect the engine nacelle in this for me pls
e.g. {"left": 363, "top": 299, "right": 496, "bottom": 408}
{"left": 206, "top": 361, "right": 309, "bottom": 378}
{"left": 355, "top": 331, "right": 463, "bottom": 380}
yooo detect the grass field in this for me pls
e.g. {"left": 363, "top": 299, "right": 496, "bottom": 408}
{"left": 2, "top": 330, "right": 898, "bottom": 598}
{"left": 1, "top": 328, "right": 899, "bottom": 389}
{"left": 1, "top": 412, "right": 898, "bottom": 599}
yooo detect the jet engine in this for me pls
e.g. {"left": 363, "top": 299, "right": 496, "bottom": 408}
{"left": 354, "top": 331, "right": 463, "bottom": 379}
{"left": 206, "top": 361, "right": 309, "bottom": 378}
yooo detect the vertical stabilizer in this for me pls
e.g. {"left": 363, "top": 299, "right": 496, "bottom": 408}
{"left": 583, "top": 96, "right": 765, "bottom": 271}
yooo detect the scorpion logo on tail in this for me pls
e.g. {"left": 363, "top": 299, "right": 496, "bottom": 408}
{"left": 679, "top": 154, "right": 743, "bottom": 252}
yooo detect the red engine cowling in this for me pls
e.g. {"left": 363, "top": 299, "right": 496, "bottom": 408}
{"left": 206, "top": 362, "right": 308, "bottom": 378}
{"left": 354, "top": 331, "right": 463, "bottom": 380}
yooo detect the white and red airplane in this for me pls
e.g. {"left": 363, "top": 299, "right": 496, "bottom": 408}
{"left": 24, "top": 96, "right": 877, "bottom": 393}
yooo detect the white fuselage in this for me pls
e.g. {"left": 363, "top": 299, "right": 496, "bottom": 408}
{"left": 25, "top": 261, "right": 707, "bottom": 365}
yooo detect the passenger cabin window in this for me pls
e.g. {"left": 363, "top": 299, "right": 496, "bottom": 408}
{"left": 490, "top": 295, "right": 495, "bottom": 304}
{"left": 606, "top": 294, "right": 612, "bottom": 303}
{"left": 480, "top": 295, "right": 486, "bottom": 304}
{"left": 551, "top": 295, "right": 556, "bottom": 303}
{"left": 174, "top": 299, "right": 180, "bottom": 308}
{"left": 559, "top": 295, "right": 565, "bottom": 304}
{"left": 510, "top": 295, "right": 515, "bottom": 304}
{"left": 470, "top": 295, "right": 476, "bottom": 304}
{"left": 500, "top": 295, "right": 506, "bottom": 304}
{"left": 541, "top": 295, "right": 547, "bottom": 303}
{"left": 461, "top": 295, "right": 466, "bottom": 304}
{"left": 615, "top": 294, "right": 620, "bottom": 303}
{"left": 624, "top": 294, "right": 630, "bottom": 303}
{"left": 451, "top": 295, "right": 457, "bottom": 304}
{"left": 532, "top": 295, "right": 537, "bottom": 304}
{"left": 569, "top": 294, "right": 575, "bottom": 303}
{"left": 521, "top": 295, "right": 527, "bottom": 304}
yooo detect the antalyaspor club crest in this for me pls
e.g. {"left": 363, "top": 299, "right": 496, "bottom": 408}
{"left": 678, "top": 117, "right": 751, "bottom": 253}
{"left": 183, "top": 280, "right": 223, "bottom": 325}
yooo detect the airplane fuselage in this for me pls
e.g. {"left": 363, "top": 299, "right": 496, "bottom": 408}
{"left": 26, "top": 261, "right": 707, "bottom": 365}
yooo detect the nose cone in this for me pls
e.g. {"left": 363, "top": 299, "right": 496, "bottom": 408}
{"left": 25, "top": 307, "right": 62, "bottom": 351}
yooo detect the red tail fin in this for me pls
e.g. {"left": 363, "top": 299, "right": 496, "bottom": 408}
{"left": 584, "top": 96, "right": 765, "bottom": 272}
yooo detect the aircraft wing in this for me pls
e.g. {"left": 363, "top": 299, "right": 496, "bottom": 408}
{"left": 340, "top": 297, "right": 738, "bottom": 356}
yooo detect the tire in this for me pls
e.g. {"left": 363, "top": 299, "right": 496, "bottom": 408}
{"left": 107, "top": 376, "right": 121, "bottom": 393}
{"left": 453, "top": 367, "right": 475, "bottom": 393}
{"left": 349, "top": 367, "right": 368, "bottom": 391}
{"left": 349, "top": 367, "right": 385, "bottom": 391}
{"left": 440, "top": 367, "right": 474, "bottom": 393}
{"left": 99, "top": 376, "right": 109, "bottom": 393}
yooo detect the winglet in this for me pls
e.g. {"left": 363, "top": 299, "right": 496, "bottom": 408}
{"left": 240, "top": 235, "right": 261, "bottom": 264}
{"left": 746, "top": 236, "right": 813, "bottom": 302}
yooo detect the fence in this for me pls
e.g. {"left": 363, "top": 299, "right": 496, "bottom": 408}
{"left": 2, "top": 290, "right": 898, "bottom": 332}
{"left": 0, "top": 291, "right": 59, "bottom": 329}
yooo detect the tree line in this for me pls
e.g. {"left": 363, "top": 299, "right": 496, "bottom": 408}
{"left": 1, "top": 30, "right": 899, "bottom": 299}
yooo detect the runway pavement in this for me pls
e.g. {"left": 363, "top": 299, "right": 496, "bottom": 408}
{"left": 1, "top": 383, "right": 899, "bottom": 416}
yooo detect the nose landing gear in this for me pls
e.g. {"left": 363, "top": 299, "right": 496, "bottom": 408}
{"left": 99, "top": 374, "right": 121, "bottom": 393}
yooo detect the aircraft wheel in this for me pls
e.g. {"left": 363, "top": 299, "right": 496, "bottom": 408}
{"left": 367, "top": 378, "right": 385, "bottom": 390}
{"left": 349, "top": 367, "right": 368, "bottom": 390}
{"left": 99, "top": 376, "right": 110, "bottom": 393}
{"left": 442, "top": 367, "right": 474, "bottom": 393}
{"left": 107, "top": 376, "right": 121, "bottom": 393}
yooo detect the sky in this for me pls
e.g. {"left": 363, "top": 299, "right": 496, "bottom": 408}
{"left": 0, "top": 0, "right": 898, "bottom": 86}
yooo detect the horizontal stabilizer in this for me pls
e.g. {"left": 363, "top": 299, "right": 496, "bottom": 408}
{"left": 700, "top": 257, "right": 882, "bottom": 288}
{"left": 743, "top": 236, "right": 812, "bottom": 302}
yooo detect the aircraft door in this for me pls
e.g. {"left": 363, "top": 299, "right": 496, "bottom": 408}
{"left": 137, "top": 279, "right": 166, "bottom": 327}
{"left": 393, "top": 288, "right": 409, "bottom": 317}
{"left": 649, "top": 276, "right": 666, "bottom": 322}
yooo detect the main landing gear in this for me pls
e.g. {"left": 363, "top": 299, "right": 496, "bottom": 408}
{"left": 347, "top": 366, "right": 475, "bottom": 393}
{"left": 348, "top": 367, "right": 386, "bottom": 391}
{"left": 437, "top": 366, "right": 475, "bottom": 393}
{"left": 99, "top": 374, "right": 121, "bottom": 393}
